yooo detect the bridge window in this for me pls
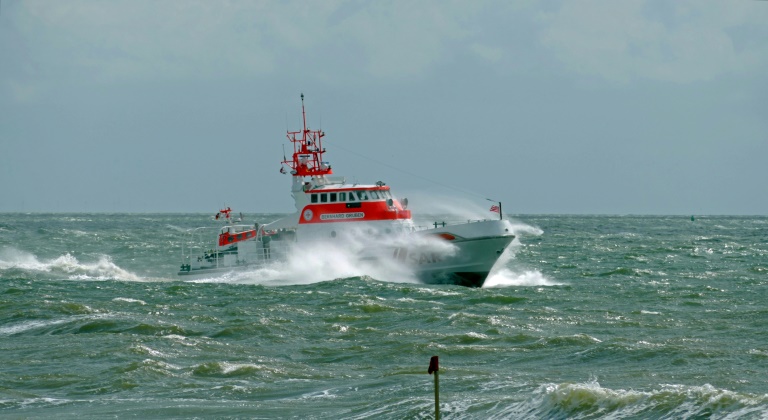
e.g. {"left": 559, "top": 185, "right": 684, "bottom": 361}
{"left": 358, "top": 191, "right": 369, "bottom": 201}
{"left": 311, "top": 194, "right": 318, "bottom": 203}
{"left": 371, "top": 191, "right": 380, "bottom": 199}
{"left": 321, "top": 193, "right": 328, "bottom": 203}
{"left": 339, "top": 192, "right": 346, "bottom": 202}
{"left": 348, "top": 192, "right": 357, "bottom": 201}
{"left": 330, "top": 192, "right": 337, "bottom": 202}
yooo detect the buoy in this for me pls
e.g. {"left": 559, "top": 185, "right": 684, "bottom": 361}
{"left": 691, "top": 215, "right": 695, "bottom": 221}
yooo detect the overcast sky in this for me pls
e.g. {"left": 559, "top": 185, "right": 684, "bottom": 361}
{"left": 1, "top": 0, "right": 766, "bottom": 215}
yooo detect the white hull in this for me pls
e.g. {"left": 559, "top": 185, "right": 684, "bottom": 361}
{"left": 179, "top": 219, "right": 514, "bottom": 287}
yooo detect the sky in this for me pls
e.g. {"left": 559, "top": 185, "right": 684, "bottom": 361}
{"left": 1, "top": 0, "right": 766, "bottom": 215}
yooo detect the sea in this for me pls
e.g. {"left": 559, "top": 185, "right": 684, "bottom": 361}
{"left": 1, "top": 213, "right": 767, "bottom": 419}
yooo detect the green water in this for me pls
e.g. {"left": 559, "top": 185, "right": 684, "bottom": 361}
{"left": 1, "top": 214, "right": 767, "bottom": 418}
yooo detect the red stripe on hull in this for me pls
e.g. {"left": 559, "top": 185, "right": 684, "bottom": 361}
{"left": 299, "top": 202, "right": 411, "bottom": 224}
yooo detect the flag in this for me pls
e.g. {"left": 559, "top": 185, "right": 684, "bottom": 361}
{"left": 489, "top": 204, "right": 500, "bottom": 213}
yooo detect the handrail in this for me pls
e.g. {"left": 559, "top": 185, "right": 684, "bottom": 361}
{"left": 412, "top": 218, "right": 498, "bottom": 231}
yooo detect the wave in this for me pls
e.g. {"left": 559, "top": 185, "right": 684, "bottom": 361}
{"left": 488, "top": 380, "right": 768, "bottom": 419}
{"left": 0, "top": 247, "right": 141, "bottom": 281}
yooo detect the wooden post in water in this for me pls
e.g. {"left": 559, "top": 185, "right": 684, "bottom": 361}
{"left": 428, "top": 355, "right": 440, "bottom": 419}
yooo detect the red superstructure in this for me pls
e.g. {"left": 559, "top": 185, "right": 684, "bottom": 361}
{"left": 279, "top": 94, "right": 411, "bottom": 229}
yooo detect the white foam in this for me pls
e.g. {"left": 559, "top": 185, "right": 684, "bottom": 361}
{"left": 484, "top": 231, "right": 561, "bottom": 287}
{"left": 0, "top": 247, "right": 49, "bottom": 271}
{"left": 113, "top": 297, "right": 147, "bottom": 305}
{"left": 0, "top": 318, "right": 71, "bottom": 336}
{"left": 0, "top": 246, "right": 141, "bottom": 281}
{"left": 484, "top": 268, "right": 561, "bottom": 287}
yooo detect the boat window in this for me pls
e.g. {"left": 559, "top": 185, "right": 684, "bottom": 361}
{"left": 339, "top": 192, "right": 346, "bottom": 202}
{"left": 358, "top": 191, "right": 368, "bottom": 201}
{"left": 348, "top": 192, "right": 357, "bottom": 201}
{"left": 321, "top": 193, "right": 328, "bottom": 203}
{"left": 371, "top": 191, "right": 380, "bottom": 200}
{"left": 382, "top": 191, "right": 391, "bottom": 199}
{"left": 311, "top": 194, "right": 318, "bottom": 203}
{"left": 330, "top": 192, "right": 337, "bottom": 202}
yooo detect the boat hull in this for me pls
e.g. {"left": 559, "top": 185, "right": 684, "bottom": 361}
{"left": 179, "top": 220, "right": 515, "bottom": 287}
{"left": 411, "top": 235, "right": 514, "bottom": 287}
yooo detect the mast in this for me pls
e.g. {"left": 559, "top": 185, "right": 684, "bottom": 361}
{"left": 282, "top": 94, "right": 333, "bottom": 179}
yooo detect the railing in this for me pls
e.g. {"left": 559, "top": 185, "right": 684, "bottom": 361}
{"left": 411, "top": 218, "right": 498, "bottom": 232}
{"left": 180, "top": 225, "right": 295, "bottom": 272}
{"left": 180, "top": 227, "right": 223, "bottom": 267}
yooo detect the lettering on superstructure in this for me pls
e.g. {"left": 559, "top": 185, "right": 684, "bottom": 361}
{"left": 320, "top": 212, "right": 365, "bottom": 220}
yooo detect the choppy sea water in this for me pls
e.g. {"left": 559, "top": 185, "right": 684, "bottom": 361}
{"left": 1, "top": 213, "right": 767, "bottom": 419}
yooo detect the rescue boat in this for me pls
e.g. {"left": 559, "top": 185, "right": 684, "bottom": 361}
{"left": 178, "top": 95, "right": 516, "bottom": 287}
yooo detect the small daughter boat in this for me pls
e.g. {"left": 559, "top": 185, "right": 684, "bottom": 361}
{"left": 178, "top": 95, "right": 515, "bottom": 287}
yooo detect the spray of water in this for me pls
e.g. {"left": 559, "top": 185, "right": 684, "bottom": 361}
{"left": 190, "top": 227, "right": 457, "bottom": 286}
{"left": 401, "top": 191, "right": 497, "bottom": 223}
{"left": 483, "top": 220, "right": 562, "bottom": 288}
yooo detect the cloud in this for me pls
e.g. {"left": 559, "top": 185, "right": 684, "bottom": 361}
{"left": 6, "top": 0, "right": 766, "bottom": 95}
{"left": 8, "top": 0, "right": 483, "bottom": 84}
{"left": 331, "top": 1, "right": 473, "bottom": 79}
{"left": 17, "top": 0, "right": 276, "bottom": 82}
{"left": 537, "top": 0, "right": 768, "bottom": 83}
{"left": 470, "top": 43, "right": 504, "bottom": 63}
{"left": 6, "top": 79, "right": 41, "bottom": 103}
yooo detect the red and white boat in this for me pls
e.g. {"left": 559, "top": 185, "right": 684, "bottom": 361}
{"left": 178, "top": 95, "right": 515, "bottom": 287}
